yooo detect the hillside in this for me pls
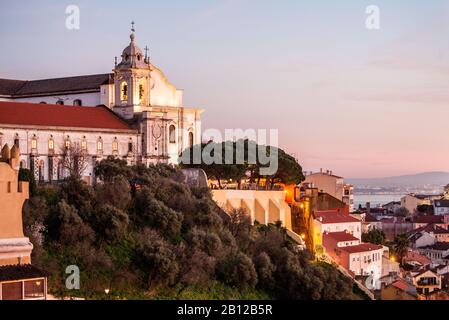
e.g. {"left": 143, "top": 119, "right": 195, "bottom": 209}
{"left": 347, "top": 172, "right": 449, "bottom": 188}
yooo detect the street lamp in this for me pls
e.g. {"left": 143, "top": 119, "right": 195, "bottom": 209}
{"left": 104, "top": 288, "right": 110, "bottom": 295}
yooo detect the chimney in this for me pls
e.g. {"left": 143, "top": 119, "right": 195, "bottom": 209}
{"left": 366, "top": 202, "right": 371, "bottom": 215}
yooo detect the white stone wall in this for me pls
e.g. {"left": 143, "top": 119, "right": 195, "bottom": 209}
{"left": 0, "top": 127, "right": 139, "bottom": 183}
{"left": 348, "top": 248, "right": 383, "bottom": 288}
{"left": 13, "top": 92, "right": 101, "bottom": 107}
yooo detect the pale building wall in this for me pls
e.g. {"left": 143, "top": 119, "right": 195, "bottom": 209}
{"left": 304, "top": 173, "right": 344, "bottom": 201}
{"left": 212, "top": 189, "right": 292, "bottom": 230}
{"left": 319, "top": 221, "right": 362, "bottom": 241}
{"left": 347, "top": 248, "right": 383, "bottom": 287}
{"left": 0, "top": 127, "right": 139, "bottom": 183}
{"left": 13, "top": 92, "right": 101, "bottom": 107}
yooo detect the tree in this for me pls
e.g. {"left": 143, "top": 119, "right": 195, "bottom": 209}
{"left": 180, "top": 140, "right": 305, "bottom": 189}
{"left": 92, "top": 204, "right": 129, "bottom": 243}
{"left": 217, "top": 253, "right": 258, "bottom": 289}
{"left": 94, "top": 156, "right": 131, "bottom": 182}
{"left": 395, "top": 207, "right": 410, "bottom": 217}
{"left": 60, "top": 142, "right": 89, "bottom": 179}
{"left": 136, "top": 229, "right": 179, "bottom": 289}
{"left": 133, "top": 187, "right": 183, "bottom": 237}
{"left": 19, "top": 168, "right": 37, "bottom": 196}
{"left": 362, "top": 229, "right": 386, "bottom": 245}
{"left": 253, "top": 252, "right": 276, "bottom": 289}
{"left": 392, "top": 234, "right": 410, "bottom": 265}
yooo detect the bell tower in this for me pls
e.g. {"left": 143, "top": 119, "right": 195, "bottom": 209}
{"left": 113, "top": 22, "right": 151, "bottom": 120}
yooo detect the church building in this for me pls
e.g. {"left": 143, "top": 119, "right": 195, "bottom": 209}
{"left": 0, "top": 25, "right": 203, "bottom": 183}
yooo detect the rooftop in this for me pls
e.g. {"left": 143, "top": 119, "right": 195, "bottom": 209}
{"left": 0, "top": 74, "right": 113, "bottom": 97}
{"left": 339, "top": 243, "right": 383, "bottom": 254}
{"left": 421, "top": 242, "right": 449, "bottom": 251}
{"left": 323, "top": 231, "right": 359, "bottom": 242}
{"left": 0, "top": 101, "right": 135, "bottom": 131}
{"left": 413, "top": 215, "right": 444, "bottom": 224}
{"left": 434, "top": 200, "right": 449, "bottom": 208}
{"left": 314, "top": 210, "right": 360, "bottom": 224}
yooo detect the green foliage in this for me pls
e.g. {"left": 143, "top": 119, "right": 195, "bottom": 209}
{"left": 24, "top": 157, "right": 353, "bottom": 300}
{"left": 180, "top": 140, "right": 305, "bottom": 189}
{"left": 392, "top": 234, "right": 410, "bottom": 266}
{"left": 18, "top": 168, "right": 37, "bottom": 196}
{"left": 362, "top": 229, "right": 386, "bottom": 245}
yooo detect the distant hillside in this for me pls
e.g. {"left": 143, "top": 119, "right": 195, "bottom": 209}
{"left": 347, "top": 172, "right": 449, "bottom": 188}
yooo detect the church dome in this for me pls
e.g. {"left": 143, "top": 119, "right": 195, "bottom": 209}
{"left": 116, "top": 29, "right": 149, "bottom": 69}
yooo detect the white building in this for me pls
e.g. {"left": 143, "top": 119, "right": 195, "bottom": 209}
{"left": 433, "top": 200, "right": 449, "bottom": 216}
{"left": 314, "top": 210, "right": 362, "bottom": 241}
{"left": 0, "top": 26, "right": 203, "bottom": 182}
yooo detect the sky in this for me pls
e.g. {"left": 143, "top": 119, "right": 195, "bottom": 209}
{"left": 1, "top": 0, "right": 449, "bottom": 178}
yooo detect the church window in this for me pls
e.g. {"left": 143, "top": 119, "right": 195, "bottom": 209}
{"left": 112, "top": 139, "right": 119, "bottom": 152}
{"left": 14, "top": 137, "right": 19, "bottom": 147}
{"left": 65, "top": 139, "right": 71, "bottom": 149}
{"left": 139, "top": 84, "right": 144, "bottom": 100}
{"left": 39, "top": 101, "right": 47, "bottom": 104}
{"left": 137, "top": 54, "right": 141, "bottom": 61}
{"left": 169, "top": 125, "right": 176, "bottom": 143}
{"left": 97, "top": 140, "right": 103, "bottom": 152}
{"left": 189, "top": 132, "right": 194, "bottom": 147}
{"left": 31, "top": 136, "right": 37, "bottom": 150}
{"left": 56, "top": 100, "right": 64, "bottom": 105}
{"left": 81, "top": 139, "right": 87, "bottom": 151}
{"left": 73, "top": 99, "right": 82, "bottom": 106}
{"left": 121, "top": 82, "right": 128, "bottom": 101}
{"left": 128, "top": 142, "right": 133, "bottom": 153}
{"left": 48, "top": 138, "right": 54, "bottom": 151}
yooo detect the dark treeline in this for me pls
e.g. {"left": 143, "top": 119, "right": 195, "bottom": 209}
{"left": 22, "top": 157, "right": 356, "bottom": 299}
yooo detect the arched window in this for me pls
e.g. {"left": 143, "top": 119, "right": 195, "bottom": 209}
{"left": 112, "top": 139, "right": 119, "bottom": 153}
{"left": 39, "top": 101, "right": 47, "bottom": 104}
{"left": 14, "top": 136, "right": 19, "bottom": 147}
{"left": 31, "top": 136, "right": 37, "bottom": 151}
{"left": 97, "top": 139, "right": 103, "bottom": 152}
{"left": 81, "top": 137, "right": 87, "bottom": 151}
{"left": 139, "top": 84, "right": 144, "bottom": 100}
{"left": 65, "top": 138, "right": 71, "bottom": 150}
{"left": 169, "top": 125, "right": 176, "bottom": 143}
{"left": 189, "top": 132, "right": 194, "bottom": 147}
{"left": 56, "top": 100, "right": 65, "bottom": 105}
{"left": 73, "top": 99, "right": 82, "bottom": 106}
{"left": 120, "top": 82, "right": 128, "bottom": 101}
{"left": 48, "top": 137, "right": 54, "bottom": 151}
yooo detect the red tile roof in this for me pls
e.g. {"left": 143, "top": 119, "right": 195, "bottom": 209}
{"left": 323, "top": 231, "right": 359, "bottom": 242}
{"left": 404, "top": 251, "right": 432, "bottom": 266}
{"left": 391, "top": 279, "right": 410, "bottom": 291}
{"left": 413, "top": 215, "right": 444, "bottom": 224}
{"left": 410, "top": 224, "right": 449, "bottom": 236}
{"left": 0, "top": 101, "right": 135, "bottom": 131}
{"left": 314, "top": 210, "right": 360, "bottom": 224}
{"left": 339, "top": 243, "right": 383, "bottom": 254}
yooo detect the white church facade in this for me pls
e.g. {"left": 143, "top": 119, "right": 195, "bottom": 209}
{"left": 0, "top": 27, "right": 203, "bottom": 184}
